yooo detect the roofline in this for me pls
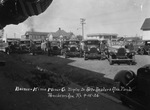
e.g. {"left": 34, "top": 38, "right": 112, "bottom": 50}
{"left": 87, "top": 33, "right": 118, "bottom": 36}
{"left": 25, "top": 31, "right": 50, "bottom": 35}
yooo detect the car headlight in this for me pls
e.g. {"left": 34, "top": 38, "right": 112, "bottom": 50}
{"left": 126, "top": 49, "right": 130, "bottom": 53}
{"left": 97, "top": 48, "right": 100, "bottom": 51}
{"left": 88, "top": 48, "right": 90, "bottom": 51}
{"left": 114, "top": 50, "right": 118, "bottom": 53}
{"left": 68, "top": 48, "right": 70, "bottom": 50}
{"left": 131, "top": 52, "right": 135, "bottom": 55}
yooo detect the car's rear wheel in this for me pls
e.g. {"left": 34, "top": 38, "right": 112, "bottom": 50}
{"left": 84, "top": 55, "right": 88, "bottom": 60}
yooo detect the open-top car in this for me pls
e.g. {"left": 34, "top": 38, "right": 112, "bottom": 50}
{"left": 137, "top": 40, "right": 150, "bottom": 55}
{"left": 108, "top": 46, "right": 136, "bottom": 65}
{"left": 62, "top": 39, "right": 82, "bottom": 58}
{"left": 114, "top": 64, "right": 150, "bottom": 110}
{"left": 48, "top": 40, "right": 61, "bottom": 56}
{"left": 83, "top": 39, "right": 102, "bottom": 60}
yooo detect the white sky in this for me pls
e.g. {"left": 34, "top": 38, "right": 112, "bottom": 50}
{"left": 3, "top": 0, "right": 150, "bottom": 38}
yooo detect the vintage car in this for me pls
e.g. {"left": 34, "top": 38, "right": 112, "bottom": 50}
{"left": 108, "top": 47, "right": 136, "bottom": 65}
{"left": 83, "top": 39, "right": 102, "bottom": 60}
{"left": 137, "top": 40, "right": 150, "bottom": 55}
{"left": 19, "top": 39, "right": 31, "bottom": 53}
{"left": 0, "top": 39, "right": 9, "bottom": 54}
{"left": 8, "top": 41, "right": 21, "bottom": 54}
{"left": 62, "top": 40, "right": 82, "bottom": 58}
{"left": 48, "top": 40, "right": 61, "bottom": 56}
{"left": 31, "top": 40, "right": 43, "bottom": 54}
{"left": 114, "top": 64, "right": 150, "bottom": 110}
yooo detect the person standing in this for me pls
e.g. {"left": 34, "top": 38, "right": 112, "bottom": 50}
{"left": 47, "top": 40, "right": 51, "bottom": 56}
{"left": 30, "top": 40, "right": 36, "bottom": 55}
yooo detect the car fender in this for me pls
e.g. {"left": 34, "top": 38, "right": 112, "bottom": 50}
{"left": 114, "top": 70, "right": 136, "bottom": 86}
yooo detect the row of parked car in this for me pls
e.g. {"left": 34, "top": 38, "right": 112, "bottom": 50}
{"left": 5, "top": 38, "right": 141, "bottom": 65}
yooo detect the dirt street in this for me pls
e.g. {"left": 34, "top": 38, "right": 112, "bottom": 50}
{"left": 0, "top": 52, "right": 132, "bottom": 110}
{"left": 18, "top": 54, "right": 150, "bottom": 86}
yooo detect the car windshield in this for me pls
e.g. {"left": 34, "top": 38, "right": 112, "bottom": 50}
{"left": 20, "top": 41, "right": 30, "bottom": 44}
{"left": 51, "top": 41, "right": 60, "bottom": 45}
{"left": 34, "top": 41, "right": 41, "bottom": 44}
{"left": 85, "top": 40, "right": 99, "bottom": 45}
{"left": 69, "top": 41, "right": 79, "bottom": 45}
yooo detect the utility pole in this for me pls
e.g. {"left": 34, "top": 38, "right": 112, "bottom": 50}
{"left": 80, "top": 18, "right": 86, "bottom": 40}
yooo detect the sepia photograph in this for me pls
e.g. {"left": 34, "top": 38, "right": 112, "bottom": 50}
{"left": 0, "top": 0, "right": 150, "bottom": 110}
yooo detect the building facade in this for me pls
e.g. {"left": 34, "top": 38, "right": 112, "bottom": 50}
{"left": 23, "top": 28, "right": 74, "bottom": 41}
{"left": 23, "top": 31, "right": 50, "bottom": 41}
{"left": 50, "top": 28, "right": 74, "bottom": 41}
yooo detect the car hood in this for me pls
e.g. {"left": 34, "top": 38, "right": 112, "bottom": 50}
{"left": 86, "top": 45, "right": 98, "bottom": 49}
{"left": 68, "top": 45, "right": 78, "bottom": 48}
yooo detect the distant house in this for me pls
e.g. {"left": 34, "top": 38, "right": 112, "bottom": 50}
{"left": 24, "top": 31, "right": 50, "bottom": 41}
{"left": 50, "top": 28, "right": 74, "bottom": 41}
{"left": 23, "top": 28, "right": 74, "bottom": 41}
{"left": 141, "top": 18, "right": 150, "bottom": 40}
{"left": 87, "top": 33, "right": 118, "bottom": 46}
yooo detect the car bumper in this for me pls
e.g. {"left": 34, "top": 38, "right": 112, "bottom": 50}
{"left": 85, "top": 53, "right": 101, "bottom": 59}
{"left": 51, "top": 50, "right": 61, "bottom": 55}
{"left": 66, "top": 52, "right": 80, "bottom": 56}
{"left": 111, "top": 58, "right": 134, "bottom": 62}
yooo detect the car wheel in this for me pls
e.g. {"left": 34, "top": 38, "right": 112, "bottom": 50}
{"left": 84, "top": 56, "right": 88, "bottom": 60}
{"left": 140, "top": 49, "right": 144, "bottom": 55}
{"left": 148, "top": 50, "right": 150, "bottom": 55}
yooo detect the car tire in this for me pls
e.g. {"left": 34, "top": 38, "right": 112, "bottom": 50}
{"left": 140, "top": 49, "right": 144, "bottom": 55}
{"left": 84, "top": 56, "right": 88, "bottom": 60}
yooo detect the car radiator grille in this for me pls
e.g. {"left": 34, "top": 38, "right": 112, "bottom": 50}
{"left": 90, "top": 47, "right": 97, "bottom": 53}
{"left": 53, "top": 46, "right": 59, "bottom": 50}
{"left": 70, "top": 47, "right": 77, "bottom": 52}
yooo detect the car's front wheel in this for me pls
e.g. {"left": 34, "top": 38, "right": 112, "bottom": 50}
{"left": 84, "top": 55, "right": 88, "bottom": 60}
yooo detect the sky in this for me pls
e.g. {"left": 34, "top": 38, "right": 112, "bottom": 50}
{"left": 3, "top": 0, "right": 150, "bottom": 38}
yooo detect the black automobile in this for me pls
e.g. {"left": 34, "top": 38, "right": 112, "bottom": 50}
{"left": 8, "top": 41, "right": 21, "bottom": 54}
{"left": 48, "top": 40, "right": 61, "bottom": 56}
{"left": 19, "top": 39, "right": 31, "bottom": 53}
{"left": 31, "top": 40, "right": 43, "bottom": 54}
{"left": 114, "top": 64, "right": 150, "bottom": 110}
{"left": 83, "top": 39, "right": 102, "bottom": 60}
{"left": 137, "top": 40, "right": 150, "bottom": 55}
{"left": 63, "top": 40, "right": 82, "bottom": 58}
{"left": 108, "top": 47, "right": 136, "bottom": 65}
